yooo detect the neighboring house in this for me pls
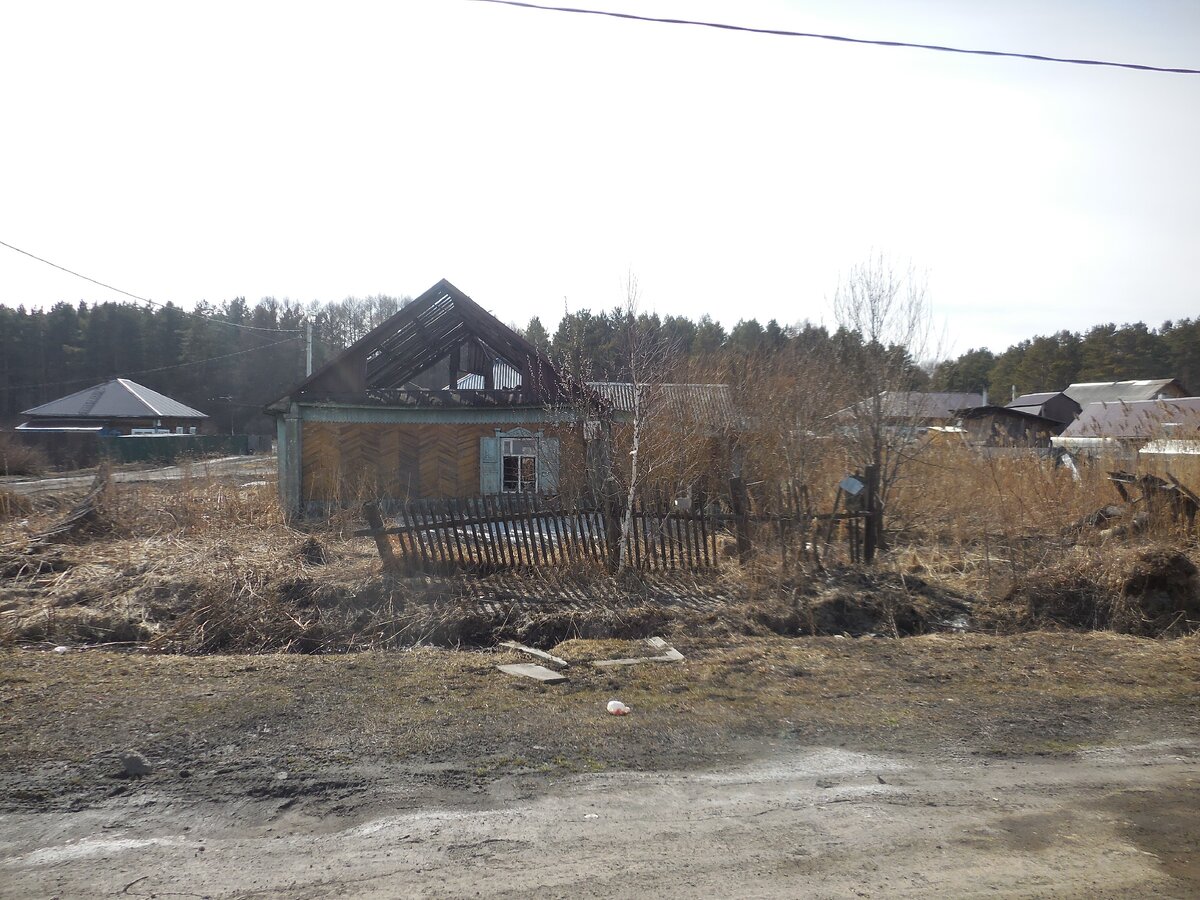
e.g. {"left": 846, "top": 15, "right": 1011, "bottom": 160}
{"left": 1062, "top": 379, "right": 1188, "bottom": 407}
{"left": 18, "top": 378, "right": 208, "bottom": 435}
{"left": 587, "top": 382, "right": 738, "bottom": 432}
{"left": 1005, "top": 391, "right": 1080, "bottom": 426}
{"left": 952, "top": 391, "right": 1079, "bottom": 448}
{"left": 836, "top": 392, "right": 983, "bottom": 429}
{"left": 1051, "top": 398, "right": 1200, "bottom": 453}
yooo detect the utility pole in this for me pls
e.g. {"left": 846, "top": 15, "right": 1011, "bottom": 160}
{"left": 305, "top": 319, "right": 313, "bottom": 377}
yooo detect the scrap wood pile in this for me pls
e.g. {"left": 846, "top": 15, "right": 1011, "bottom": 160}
{"left": 1067, "top": 471, "right": 1200, "bottom": 542}
{"left": 29, "top": 467, "right": 115, "bottom": 545}
{"left": 0, "top": 469, "right": 115, "bottom": 580}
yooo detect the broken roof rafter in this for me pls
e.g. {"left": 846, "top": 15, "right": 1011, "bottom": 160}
{"left": 273, "top": 279, "right": 570, "bottom": 408}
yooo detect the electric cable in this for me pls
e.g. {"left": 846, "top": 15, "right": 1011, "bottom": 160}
{"left": 467, "top": 0, "right": 1200, "bottom": 75}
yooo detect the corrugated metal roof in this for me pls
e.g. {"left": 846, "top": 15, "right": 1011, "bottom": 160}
{"left": 587, "top": 382, "right": 737, "bottom": 427}
{"left": 1063, "top": 379, "right": 1185, "bottom": 406}
{"left": 21, "top": 379, "right": 208, "bottom": 420}
{"left": 450, "top": 360, "right": 523, "bottom": 390}
{"left": 840, "top": 391, "right": 983, "bottom": 421}
{"left": 1058, "top": 398, "right": 1200, "bottom": 440}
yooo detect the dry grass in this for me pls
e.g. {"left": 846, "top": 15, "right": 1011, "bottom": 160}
{"left": 978, "top": 544, "right": 1200, "bottom": 637}
{"left": 1, "top": 446, "right": 1198, "bottom": 655}
{"left": 879, "top": 446, "right": 1198, "bottom": 602}
{"left": 0, "top": 488, "right": 33, "bottom": 522}
{"left": 0, "top": 433, "right": 50, "bottom": 477}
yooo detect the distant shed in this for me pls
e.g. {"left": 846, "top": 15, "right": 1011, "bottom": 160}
{"left": 1005, "top": 391, "right": 1080, "bottom": 426}
{"left": 956, "top": 406, "right": 1062, "bottom": 448}
{"left": 836, "top": 391, "right": 983, "bottom": 427}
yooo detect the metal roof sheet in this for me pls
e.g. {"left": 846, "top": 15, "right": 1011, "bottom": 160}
{"left": 1063, "top": 379, "right": 1185, "bottom": 406}
{"left": 451, "top": 361, "right": 524, "bottom": 390}
{"left": 1058, "top": 398, "right": 1200, "bottom": 440}
{"left": 21, "top": 379, "right": 208, "bottom": 420}
{"left": 840, "top": 391, "right": 983, "bottom": 421}
{"left": 1007, "top": 392, "right": 1060, "bottom": 407}
{"left": 587, "top": 382, "right": 737, "bottom": 427}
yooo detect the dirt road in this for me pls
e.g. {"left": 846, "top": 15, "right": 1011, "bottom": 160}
{"left": 2, "top": 740, "right": 1197, "bottom": 898}
{"left": 2, "top": 635, "right": 1196, "bottom": 897}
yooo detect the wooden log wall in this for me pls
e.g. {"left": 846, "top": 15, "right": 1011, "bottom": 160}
{"left": 301, "top": 421, "right": 581, "bottom": 504}
{"left": 302, "top": 422, "right": 495, "bottom": 503}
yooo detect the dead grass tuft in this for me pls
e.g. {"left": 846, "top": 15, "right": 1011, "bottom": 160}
{"left": 980, "top": 543, "right": 1200, "bottom": 636}
{"left": 0, "top": 489, "right": 33, "bottom": 522}
{"left": 0, "top": 433, "right": 50, "bottom": 476}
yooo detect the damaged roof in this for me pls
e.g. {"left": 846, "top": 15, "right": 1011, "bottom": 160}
{"left": 270, "top": 279, "right": 568, "bottom": 409}
{"left": 1005, "top": 391, "right": 1080, "bottom": 425}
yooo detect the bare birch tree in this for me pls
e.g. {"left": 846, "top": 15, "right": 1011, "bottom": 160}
{"left": 834, "top": 255, "right": 938, "bottom": 546}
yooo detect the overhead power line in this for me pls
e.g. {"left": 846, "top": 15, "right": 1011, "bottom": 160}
{"left": 467, "top": 0, "right": 1200, "bottom": 75}
{"left": 0, "top": 335, "right": 302, "bottom": 394}
{"left": 0, "top": 239, "right": 305, "bottom": 334}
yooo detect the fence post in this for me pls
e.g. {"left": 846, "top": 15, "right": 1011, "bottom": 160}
{"left": 362, "top": 501, "right": 398, "bottom": 571}
{"left": 864, "top": 465, "right": 879, "bottom": 564}
{"left": 729, "top": 476, "right": 752, "bottom": 564}
{"left": 603, "top": 476, "right": 622, "bottom": 573}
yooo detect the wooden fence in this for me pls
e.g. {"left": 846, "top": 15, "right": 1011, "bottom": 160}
{"left": 357, "top": 493, "right": 725, "bottom": 575}
{"left": 356, "top": 472, "right": 882, "bottom": 575}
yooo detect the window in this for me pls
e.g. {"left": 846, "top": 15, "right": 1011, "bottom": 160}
{"left": 501, "top": 436, "right": 538, "bottom": 492}
{"left": 481, "top": 429, "right": 559, "bottom": 495}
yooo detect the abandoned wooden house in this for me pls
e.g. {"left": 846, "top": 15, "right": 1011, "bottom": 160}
{"left": 265, "top": 280, "right": 582, "bottom": 516}
{"left": 267, "top": 279, "right": 737, "bottom": 517}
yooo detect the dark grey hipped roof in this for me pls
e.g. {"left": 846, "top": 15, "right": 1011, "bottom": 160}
{"left": 22, "top": 379, "right": 208, "bottom": 420}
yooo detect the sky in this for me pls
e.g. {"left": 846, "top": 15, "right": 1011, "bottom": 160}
{"left": 1, "top": 0, "right": 1197, "bottom": 355}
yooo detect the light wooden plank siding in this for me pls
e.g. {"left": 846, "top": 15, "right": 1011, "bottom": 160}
{"left": 302, "top": 422, "right": 497, "bottom": 502}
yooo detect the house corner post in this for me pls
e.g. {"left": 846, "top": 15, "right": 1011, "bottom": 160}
{"left": 282, "top": 403, "right": 303, "bottom": 520}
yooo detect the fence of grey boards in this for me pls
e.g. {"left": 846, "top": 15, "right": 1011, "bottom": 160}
{"left": 356, "top": 475, "right": 881, "bottom": 576}
{"left": 358, "top": 492, "right": 725, "bottom": 575}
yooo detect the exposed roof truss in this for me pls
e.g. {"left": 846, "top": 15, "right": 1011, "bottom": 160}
{"left": 276, "top": 279, "right": 567, "bottom": 408}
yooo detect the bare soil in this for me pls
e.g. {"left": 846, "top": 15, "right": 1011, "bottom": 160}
{"left": 1, "top": 632, "right": 1198, "bottom": 897}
